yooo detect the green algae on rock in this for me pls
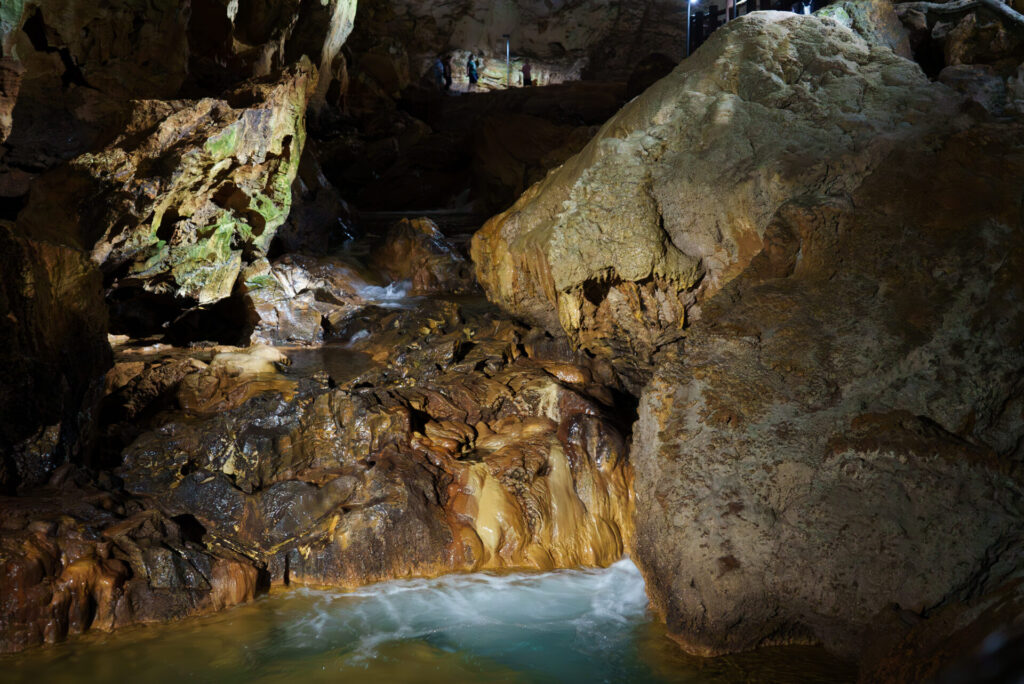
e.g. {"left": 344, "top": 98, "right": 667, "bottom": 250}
{"left": 17, "top": 59, "right": 316, "bottom": 306}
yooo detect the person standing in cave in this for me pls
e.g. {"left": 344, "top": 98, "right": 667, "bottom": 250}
{"left": 442, "top": 55, "right": 453, "bottom": 91}
{"left": 467, "top": 54, "right": 479, "bottom": 89}
{"left": 431, "top": 56, "right": 445, "bottom": 91}
{"left": 522, "top": 59, "right": 533, "bottom": 87}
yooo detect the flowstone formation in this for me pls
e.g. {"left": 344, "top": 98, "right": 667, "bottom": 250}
{"left": 472, "top": 7, "right": 1024, "bottom": 677}
{"left": 0, "top": 300, "right": 635, "bottom": 652}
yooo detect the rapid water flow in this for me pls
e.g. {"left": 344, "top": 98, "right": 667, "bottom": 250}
{"left": 3, "top": 559, "right": 853, "bottom": 683}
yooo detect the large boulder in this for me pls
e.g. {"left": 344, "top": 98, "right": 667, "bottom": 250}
{"left": 633, "top": 122, "right": 1024, "bottom": 659}
{"left": 17, "top": 60, "right": 315, "bottom": 309}
{"left": 239, "top": 255, "right": 367, "bottom": 345}
{"left": 472, "top": 12, "right": 959, "bottom": 388}
{"left": 469, "top": 8, "right": 1024, "bottom": 669}
{"left": 370, "top": 218, "right": 476, "bottom": 295}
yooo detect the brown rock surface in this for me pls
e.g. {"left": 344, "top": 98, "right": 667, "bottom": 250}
{"left": 0, "top": 223, "right": 110, "bottom": 491}
{"left": 465, "top": 8, "right": 1024, "bottom": 670}
{"left": 472, "top": 12, "right": 959, "bottom": 388}
{"left": 370, "top": 218, "right": 475, "bottom": 295}
{"left": 240, "top": 255, "right": 367, "bottom": 345}
{"left": 115, "top": 300, "right": 634, "bottom": 592}
{"left": 631, "top": 110, "right": 1024, "bottom": 658}
{"left": 0, "top": 467, "right": 259, "bottom": 653}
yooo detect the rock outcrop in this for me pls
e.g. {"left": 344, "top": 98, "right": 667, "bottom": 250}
{"left": 370, "top": 218, "right": 475, "bottom": 295}
{"left": 471, "top": 7, "right": 1024, "bottom": 670}
{"left": 17, "top": 60, "right": 315, "bottom": 309}
{"left": 0, "top": 0, "right": 357, "bottom": 205}
{"left": 472, "top": 11, "right": 955, "bottom": 388}
{"left": 633, "top": 121, "right": 1024, "bottom": 658}
{"left": 1, "top": 299, "right": 635, "bottom": 652}
{"left": 117, "top": 301, "right": 634, "bottom": 590}
{"left": 240, "top": 255, "right": 367, "bottom": 345}
{"left": 0, "top": 467, "right": 260, "bottom": 653}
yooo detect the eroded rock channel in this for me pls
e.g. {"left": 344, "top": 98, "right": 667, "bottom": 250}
{"left": 2, "top": 0, "right": 1024, "bottom": 682}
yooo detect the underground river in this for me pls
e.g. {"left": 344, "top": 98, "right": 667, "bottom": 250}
{"left": 2, "top": 559, "right": 854, "bottom": 683}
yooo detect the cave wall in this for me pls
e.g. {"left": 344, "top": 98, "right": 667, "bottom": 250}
{"left": 347, "top": 0, "right": 684, "bottom": 96}
{"left": 0, "top": 0, "right": 356, "bottom": 216}
{"left": 0, "top": 0, "right": 357, "bottom": 488}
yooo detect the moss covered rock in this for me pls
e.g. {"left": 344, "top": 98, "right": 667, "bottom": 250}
{"left": 17, "top": 60, "right": 316, "bottom": 307}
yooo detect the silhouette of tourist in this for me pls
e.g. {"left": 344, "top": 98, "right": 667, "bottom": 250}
{"left": 442, "top": 55, "right": 453, "bottom": 91}
{"left": 431, "top": 56, "right": 445, "bottom": 91}
{"left": 522, "top": 60, "right": 533, "bottom": 87}
{"left": 467, "top": 54, "right": 479, "bottom": 88}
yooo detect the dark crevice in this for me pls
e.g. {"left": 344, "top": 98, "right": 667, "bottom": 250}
{"left": 22, "top": 9, "right": 92, "bottom": 89}
{"left": 172, "top": 514, "right": 208, "bottom": 545}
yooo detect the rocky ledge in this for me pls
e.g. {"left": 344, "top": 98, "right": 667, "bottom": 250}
{"left": 1, "top": 295, "right": 634, "bottom": 652}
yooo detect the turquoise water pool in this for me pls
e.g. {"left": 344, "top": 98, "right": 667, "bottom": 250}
{"left": 2, "top": 559, "right": 855, "bottom": 683}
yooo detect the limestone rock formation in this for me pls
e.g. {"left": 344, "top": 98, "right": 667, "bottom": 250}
{"left": 0, "top": 56, "right": 23, "bottom": 143}
{"left": 0, "top": 0, "right": 192, "bottom": 206}
{"left": 470, "top": 7, "right": 1024, "bottom": 668}
{"left": 17, "top": 60, "right": 315, "bottom": 308}
{"left": 370, "top": 218, "right": 476, "bottom": 295}
{"left": 817, "top": 0, "right": 912, "bottom": 58}
{"left": 0, "top": 0, "right": 356, "bottom": 211}
{"left": 186, "top": 0, "right": 356, "bottom": 112}
{"left": 116, "top": 301, "right": 633, "bottom": 591}
{"left": 633, "top": 125, "right": 1024, "bottom": 656}
{"left": 473, "top": 11, "right": 957, "bottom": 387}
{"left": 0, "top": 467, "right": 260, "bottom": 653}
{"left": 240, "top": 255, "right": 367, "bottom": 345}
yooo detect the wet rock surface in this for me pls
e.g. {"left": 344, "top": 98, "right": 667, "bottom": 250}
{"left": 370, "top": 218, "right": 475, "bottom": 295}
{"left": 0, "top": 466, "right": 261, "bottom": 654}
{"left": 0, "top": 223, "right": 110, "bottom": 491}
{"left": 119, "top": 300, "right": 634, "bottom": 585}
{"left": 240, "top": 255, "right": 368, "bottom": 345}
{"left": 0, "top": 298, "right": 635, "bottom": 652}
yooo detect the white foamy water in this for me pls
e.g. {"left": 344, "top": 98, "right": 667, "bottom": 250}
{"left": 298, "top": 558, "right": 650, "bottom": 667}
{"left": 355, "top": 280, "right": 413, "bottom": 308}
{"left": 2, "top": 560, "right": 853, "bottom": 683}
